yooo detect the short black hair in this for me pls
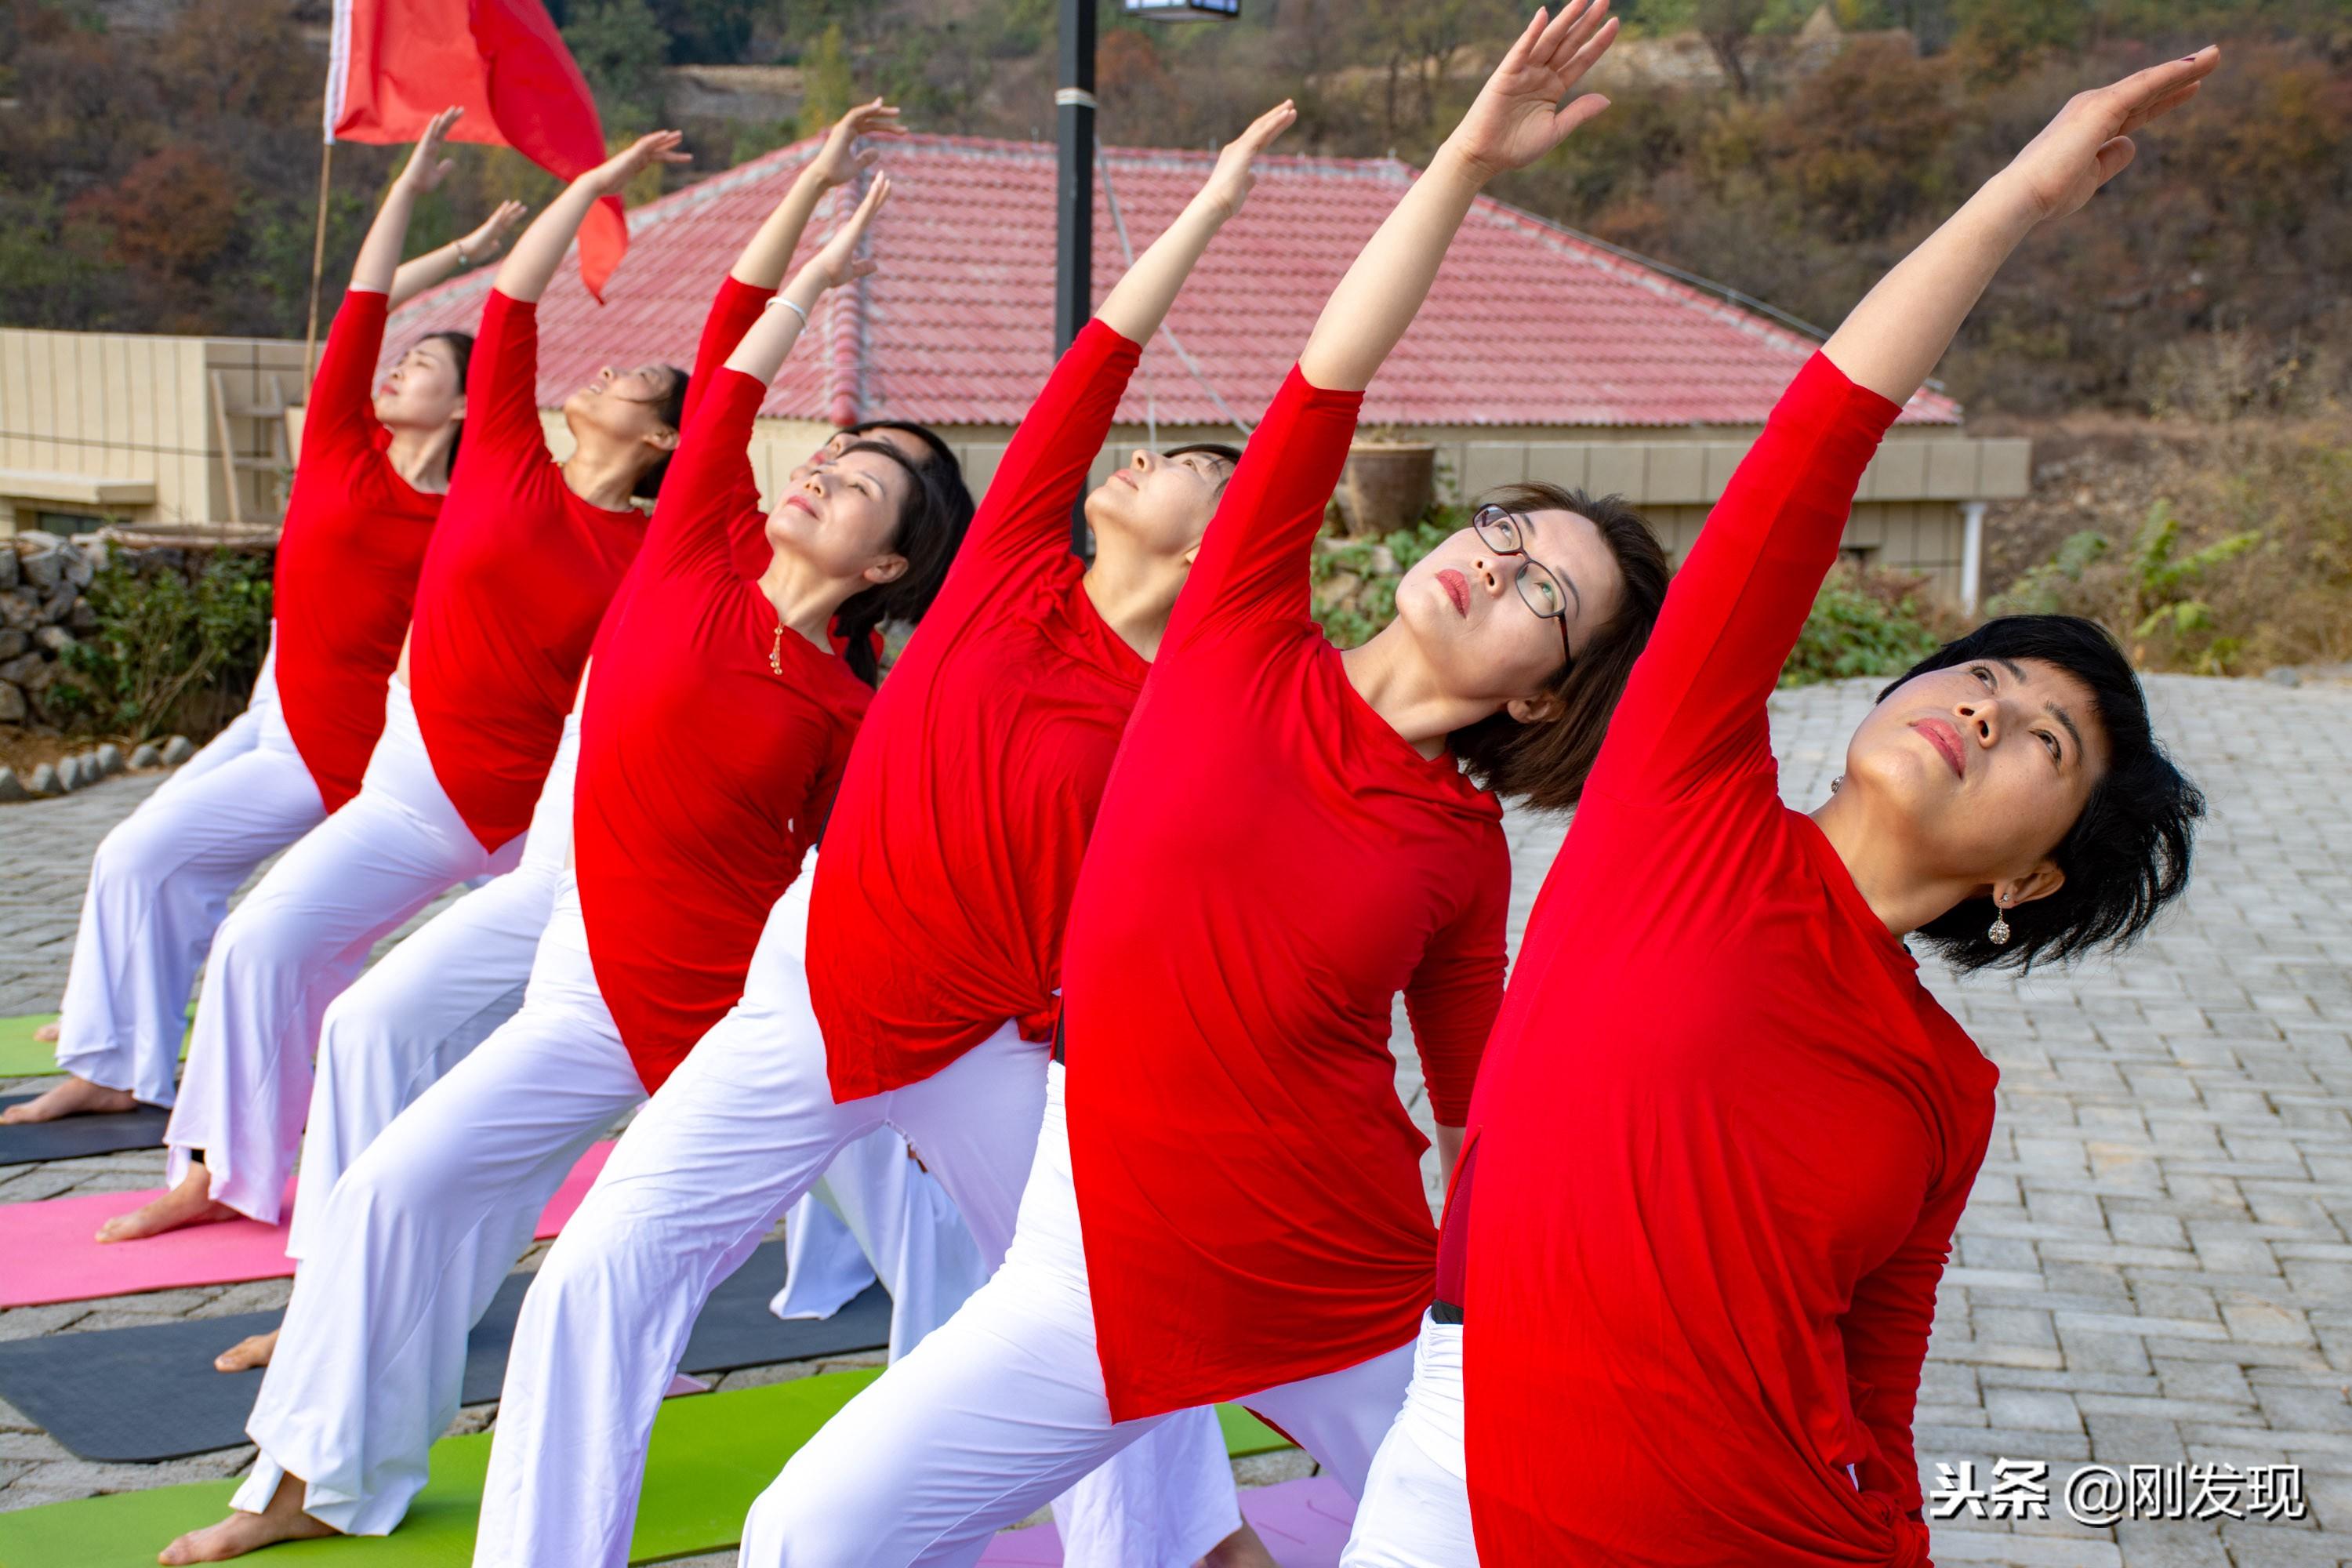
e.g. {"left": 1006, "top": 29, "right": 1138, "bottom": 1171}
{"left": 1886, "top": 615, "right": 2205, "bottom": 973}
{"left": 632, "top": 365, "right": 693, "bottom": 501}
{"left": 844, "top": 419, "right": 973, "bottom": 525}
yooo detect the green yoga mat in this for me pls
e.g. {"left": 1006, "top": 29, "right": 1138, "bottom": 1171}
{"left": 0, "top": 1011, "right": 191, "bottom": 1079}
{"left": 0, "top": 1371, "right": 1291, "bottom": 1566}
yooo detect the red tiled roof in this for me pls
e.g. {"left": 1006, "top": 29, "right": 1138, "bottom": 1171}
{"left": 387, "top": 132, "right": 1960, "bottom": 430}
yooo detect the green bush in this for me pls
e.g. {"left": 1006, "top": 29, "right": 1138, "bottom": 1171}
{"left": 54, "top": 550, "right": 272, "bottom": 740}
{"left": 1778, "top": 565, "right": 1947, "bottom": 688}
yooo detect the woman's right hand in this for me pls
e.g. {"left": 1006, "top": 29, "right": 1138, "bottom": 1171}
{"left": 1443, "top": 2, "right": 1619, "bottom": 183}
{"left": 808, "top": 98, "right": 904, "bottom": 191}
{"left": 1989, "top": 48, "right": 2217, "bottom": 227}
{"left": 793, "top": 172, "right": 892, "bottom": 294}
{"left": 1196, "top": 100, "right": 1298, "bottom": 222}
{"left": 586, "top": 129, "right": 692, "bottom": 196}
{"left": 396, "top": 105, "right": 466, "bottom": 194}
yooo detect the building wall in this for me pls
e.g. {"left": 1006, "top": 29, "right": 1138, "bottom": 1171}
{"left": 0, "top": 328, "right": 300, "bottom": 533}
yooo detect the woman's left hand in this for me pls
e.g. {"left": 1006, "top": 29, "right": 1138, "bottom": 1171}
{"left": 456, "top": 200, "right": 527, "bottom": 265}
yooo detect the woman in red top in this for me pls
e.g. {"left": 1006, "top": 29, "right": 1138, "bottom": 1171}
{"left": 10, "top": 111, "right": 517, "bottom": 1129}
{"left": 1342, "top": 53, "right": 2216, "bottom": 1568}
{"left": 200, "top": 99, "right": 923, "bottom": 1381}
{"left": 107, "top": 128, "right": 695, "bottom": 1243}
{"left": 742, "top": 14, "right": 1675, "bottom": 1564}
{"left": 157, "top": 177, "right": 969, "bottom": 1566}
{"left": 480, "top": 104, "right": 1301, "bottom": 1568}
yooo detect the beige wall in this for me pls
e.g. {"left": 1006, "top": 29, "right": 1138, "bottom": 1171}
{"left": 4, "top": 327, "right": 2025, "bottom": 608}
{"left": 0, "top": 328, "right": 301, "bottom": 532}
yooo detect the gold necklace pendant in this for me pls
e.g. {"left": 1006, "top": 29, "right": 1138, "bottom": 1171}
{"left": 769, "top": 622, "right": 785, "bottom": 677}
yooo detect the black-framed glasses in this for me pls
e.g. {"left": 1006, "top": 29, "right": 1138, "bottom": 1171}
{"left": 1471, "top": 504, "right": 1575, "bottom": 672}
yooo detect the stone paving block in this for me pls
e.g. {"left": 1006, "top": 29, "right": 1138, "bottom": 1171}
{"left": 1989, "top": 1388, "right": 2090, "bottom": 1433}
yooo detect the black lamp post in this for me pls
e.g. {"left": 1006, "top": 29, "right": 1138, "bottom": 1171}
{"left": 1057, "top": 0, "right": 1240, "bottom": 552}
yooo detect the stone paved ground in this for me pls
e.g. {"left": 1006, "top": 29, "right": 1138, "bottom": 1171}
{"left": 2, "top": 673, "right": 2348, "bottom": 1566}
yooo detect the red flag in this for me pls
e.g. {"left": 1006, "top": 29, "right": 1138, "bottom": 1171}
{"left": 325, "top": 0, "right": 626, "bottom": 299}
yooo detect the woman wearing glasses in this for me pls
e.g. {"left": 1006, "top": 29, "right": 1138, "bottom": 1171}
{"left": 733, "top": 9, "right": 1671, "bottom": 1561}
{"left": 1343, "top": 51, "right": 2216, "bottom": 1568}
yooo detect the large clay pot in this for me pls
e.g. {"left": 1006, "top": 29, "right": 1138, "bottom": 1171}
{"left": 1341, "top": 441, "right": 1436, "bottom": 538}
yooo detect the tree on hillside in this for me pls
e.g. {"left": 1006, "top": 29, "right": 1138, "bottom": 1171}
{"left": 797, "top": 23, "right": 855, "bottom": 137}
{"left": 564, "top": 0, "right": 671, "bottom": 135}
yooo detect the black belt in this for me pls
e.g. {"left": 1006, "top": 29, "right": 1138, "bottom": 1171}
{"left": 1431, "top": 1298, "right": 1463, "bottom": 1325}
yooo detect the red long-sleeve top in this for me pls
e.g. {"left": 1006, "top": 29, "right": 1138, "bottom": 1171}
{"left": 1454, "top": 353, "right": 1999, "bottom": 1567}
{"left": 1063, "top": 365, "right": 1510, "bottom": 1423}
{"left": 405, "top": 289, "right": 655, "bottom": 853}
{"left": 811, "top": 321, "right": 1148, "bottom": 1102}
{"left": 271, "top": 289, "right": 444, "bottom": 811}
{"left": 572, "top": 321, "right": 869, "bottom": 1091}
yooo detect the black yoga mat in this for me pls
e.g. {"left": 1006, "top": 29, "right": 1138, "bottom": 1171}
{"left": 0, "top": 1094, "right": 170, "bottom": 1167}
{"left": 0, "top": 1240, "right": 890, "bottom": 1463}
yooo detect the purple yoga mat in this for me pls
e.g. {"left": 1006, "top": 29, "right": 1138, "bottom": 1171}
{"left": 978, "top": 1475, "right": 1356, "bottom": 1566}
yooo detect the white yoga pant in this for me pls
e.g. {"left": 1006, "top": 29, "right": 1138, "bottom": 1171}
{"left": 1340, "top": 1313, "right": 1472, "bottom": 1567}
{"left": 739, "top": 1062, "right": 1419, "bottom": 1568}
{"left": 473, "top": 874, "right": 1236, "bottom": 1568}
{"left": 284, "top": 713, "right": 581, "bottom": 1261}
{"left": 240, "top": 873, "right": 640, "bottom": 1536}
{"left": 166, "top": 675, "right": 524, "bottom": 1223}
{"left": 54, "top": 641, "right": 325, "bottom": 1108}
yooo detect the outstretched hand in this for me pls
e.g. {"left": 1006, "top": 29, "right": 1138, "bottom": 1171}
{"left": 810, "top": 98, "right": 905, "bottom": 190}
{"left": 1996, "top": 46, "right": 2218, "bottom": 224}
{"left": 397, "top": 106, "right": 466, "bottom": 194}
{"left": 457, "top": 199, "right": 527, "bottom": 264}
{"left": 798, "top": 172, "right": 891, "bottom": 293}
{"left": 1198, "top": 100, "right": 1298, "bottom": 221}
{"left": 590, "top": 130, "right": 692, "bottom": 196}
{"left": 1446, "top": 1, "right": 1618, "bottom": 182}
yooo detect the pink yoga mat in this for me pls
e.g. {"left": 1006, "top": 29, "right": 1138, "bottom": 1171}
{"left": 978, "top": 1475, "right": 1356, "bottom": 1566}
{"left": 0, "top": 1141, "right": 615, "bottom": 1308}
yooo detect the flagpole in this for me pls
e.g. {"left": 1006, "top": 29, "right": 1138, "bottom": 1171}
{"left": 302, "top": 139, "right": 335, "bottom": 388}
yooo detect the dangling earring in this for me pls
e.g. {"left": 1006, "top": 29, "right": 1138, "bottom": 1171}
{"left": 1987, "top": 898, "right": 2012, "bottom": 946}
{"left": 1830, "top": 775, "right": 1844, "bottom": 795}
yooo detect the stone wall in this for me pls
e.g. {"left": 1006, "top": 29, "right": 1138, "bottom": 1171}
{"left": 0, "top": 532, "right": 101, "bottom": 728}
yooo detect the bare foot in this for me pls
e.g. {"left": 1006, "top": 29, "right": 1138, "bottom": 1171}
{"left": 32, "top": 1019, "right": 60, "bottom": 1043}
{"left": 158, "top": 1472, "right": 336, "bottom": 1563}
{"left": 97, "top": 1168, "right": 240, "bottom": 1243}
{"left": 214, "top": 1328, "right": 278, "bottom": 1373}
{"left": 1203, "top": 1522, "right": 1279, "bottom": 1568}
{"left": 0, "top": 1073, "right": 141, "bottom": 1124}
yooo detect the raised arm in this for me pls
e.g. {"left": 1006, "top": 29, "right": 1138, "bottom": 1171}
{"left": 1588, "top": 49, "right": 2219, "bottom": 804}
{"left": 493, "top": 131, "right": 691, "bottom": 305}
{"left": 348, "top": 105, "right": 466, "bottom": 297}
{"left": 634, "top": 178, "right": 891, "bottom": 583}
{"left": 1298, "top": 3, "right": 1617, "bottom": 391}
{"left": 724, "top": 173, "right": 889, "bottom": 387}
{"left": 733, "top": 100, "right": 902, "bottom": 291}
{"left": 389, "top": 200, "right": 526, "bottom": 310}
{"left": 1094, "top": 100, "right": 1293, "bottom": 344}
{"left": 1824, "top": 49, "right": 2216, "bottom": 403}
{"left": 955, "top": 100, "right": 1296, "bottom": 579}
